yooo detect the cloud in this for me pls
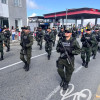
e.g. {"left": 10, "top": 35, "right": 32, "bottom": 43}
{"left": 27, "top": 0, "right": 39, "bottom": 9}
{"left": 27, "top": 0, "right": 52, "bottom": 11}
{"left": 29, "top": 13, "right": 37, "bottom": 17}
{"left": 40, "top": 6, "right": 53, "bottom": 12}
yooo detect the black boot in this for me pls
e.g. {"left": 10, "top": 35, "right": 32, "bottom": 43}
{"left": 48, "top": 55, "right": 50, "bottom": 60}
{"left": 53, "top": 42, "right": 55, "bottom": 47}
{"left": 23, "top": 62, "right": 27, "bottom": 69}
{"left": 85, "top": 62, "right": 88, "bottom": 68}
{"left": 25, "top": 64, "right": 29, "bottom": 71}
{"left": 40, "top": 45, "right": 42, "bottom": 50}
{"left": 37, "top": 42, "right": 39, "bottom": 45}
{"left": 82, "top": 60, "right": 85, "bottom": 66}
{"left": 8, "top": 48, "right": 10, "bottom": 51}
{"left": 63, "top": 82, "right": 68, "bottom": 90}
{"left": 0, "top": 56, "right": 4, "bottom": 61}
{"left": 98, "top": 46, "right": 100, "bottom": 53}
{"left": 91, "top": 53, "right": 94, "bottom": 56}
{"left": 60, "top": 79, "right": 64, "bottom": 87}
{"left": 93, "top": 55, "right": 96, "bottom": 59}
{"left": 6, "top": 48, "right": 9, "bottom": 52}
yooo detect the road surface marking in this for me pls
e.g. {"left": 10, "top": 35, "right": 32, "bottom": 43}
{"left": 44, "top": 84, "right": 92, "bottom": 100}
{"left": 74, "top": 57, "right": 93, "bottom": 73}
{"left": 93, "top": 85, "right": 100, "bottom": 100}
{"left": 60, "top": 84, "right": 92, "bottom": 100}
{"left": 74, "top": 65, "right": 83, "bottom": 73}
{"left": 44, "top": 86, "right": 60, "bottom": 100}
{"left": 0, "top": 50, "right": 56, "bottom": 71}
{"left": 44, "top": 57, "right": 93, "bottom": 100}
{"left": 1, "top": 49, "right": 94, "bottom": 100}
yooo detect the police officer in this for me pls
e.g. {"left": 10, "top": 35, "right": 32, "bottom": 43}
{"left": 56, "top": 29, "right": 80, "bottom": 90}
{"left": 36, "top": 27, "right": 44, "bottom": 50}
{"left": 0, "top": 30, "right": 4, "bottom": 61}
{"left": 44, "top": 28, "right": 54, "bottom": 60}
{"left": 52, "top": 27, "right": 57, "bottom": 47}
{"left": 58, "top": 27, "right": 65, "bottom": 41}
{"left": 20, "top": 27, "right": 33, "bottom": 71}
{"left": 21, "top": 26, "right": 26, "bottom": 38}
{"left": 36, "top": 27, "right": 39, "bottom": 41}
{"left": 92, "top": 28, "right": 100, "bottom": 59}
{"left": 72, "top": 24, "right": 78, "bottom": 39}
{"left": 3, "top": 27, "right": 11, "bottom": 52}
{"left": 81, "top": 28, "right": 95, "bottom": 68}
{"left": 86, "top": 22, "right": 91, "bottom": 29}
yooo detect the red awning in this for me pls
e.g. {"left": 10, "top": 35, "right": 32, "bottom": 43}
{"left": 44, "top": 9, "right": 100, "bottom": 18}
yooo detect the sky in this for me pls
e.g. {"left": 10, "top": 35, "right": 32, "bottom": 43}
{"left": 27, "top": 0, "right": 100, "bottom": 25}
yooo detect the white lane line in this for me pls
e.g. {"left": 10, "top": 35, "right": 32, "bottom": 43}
{"left": 74, "top": 57, "right": 93, "bottom": 73}
{"left": 74, "top": 65, "right": 83, "bottom": 73}
{"left": 0, "top": 50, "right": 56, "bottom": 71}
{"left": 44, "top": 57, "right": 93, "bottom": 100}
{"left": 44, "top": 86, "right": 61, "bottom": 100}
{"left": 0, "top": 61, "right": 22, "bottom": 71}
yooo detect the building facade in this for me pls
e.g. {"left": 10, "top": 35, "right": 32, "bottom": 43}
{"left": 28, "top": 16, "right": 49, "bottom": 31}
{"left": 0, "top": 0, "right": 9, "bottom": 28}
{"left": 0, "top": 0, "right": 27, "bottom": 30}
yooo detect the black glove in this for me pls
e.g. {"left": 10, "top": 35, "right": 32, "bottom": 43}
{"left": 60, "top": 48, "right": 65, "bottom": 53}
{"left": 96, "top": 36, "right": 100, "bottom": 41}
{"left": 20, "top": 43, "right": 26, "bottom": 48}
{"left": 81, "top": 37, "right": 85, "bottom": 42}
{"left": 6, "top": 35, "right": 10, "bottom": 38}
{"left": 23, "top": 44, "right": 26, "bottom": 48}
{"left": 86, "top": 39, "right": 91, "bottom": 44}
{"left": 20, "top": 43, "right": 23, "bottom": 46}
{"left": 66, "top": 48, "right": 73, "bottom": 54}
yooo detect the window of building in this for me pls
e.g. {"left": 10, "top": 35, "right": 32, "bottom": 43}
{"left": 14, "top": 0, "right": 22, "bottom": 7}
{"left": 14, "top": 0, "right": 18, "bottom": 6}
{"left": 1, "top": 0, "right": 7, "bottom": 4}
{"left": 18, "top": 0, "right": 22, "bottom": 6}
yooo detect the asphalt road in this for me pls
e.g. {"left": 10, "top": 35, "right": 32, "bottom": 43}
{"left": 0, "top": 39, "right": 100, "bottom": 100}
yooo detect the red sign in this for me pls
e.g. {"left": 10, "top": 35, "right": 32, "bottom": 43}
{"left": 90, "top": 9, "right": 98, "bottom": 12}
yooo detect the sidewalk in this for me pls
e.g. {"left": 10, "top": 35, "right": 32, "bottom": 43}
{"left": 10, "top": 40, "right": 20, "bottom": 46}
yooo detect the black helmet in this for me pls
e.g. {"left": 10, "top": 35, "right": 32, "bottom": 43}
{"left": 65, "top": 29, "right": 72, "bottom": 33}
{"left": 86, "top": 28, "right": 91, "bottom": 31}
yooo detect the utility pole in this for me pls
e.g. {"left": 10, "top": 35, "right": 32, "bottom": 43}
{"left": 66, "top": 9, "right": 68, "bottom": 29}
{"left": 55, "top": 13, "right": 56, "bottom": 26}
